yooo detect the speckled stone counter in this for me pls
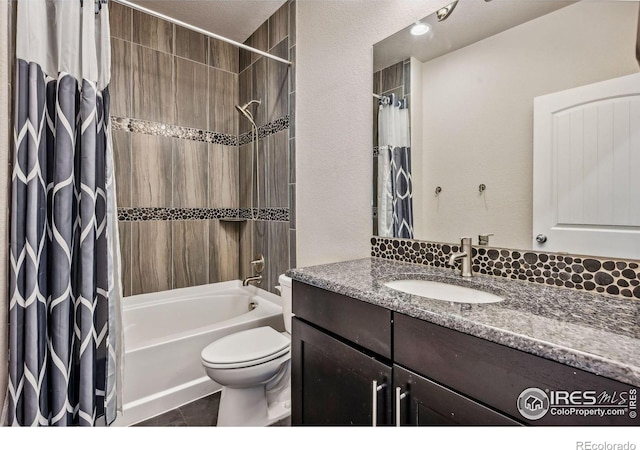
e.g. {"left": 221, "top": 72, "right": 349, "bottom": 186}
{"left": 287, "top": 257, "right": 640, "bottom": 387}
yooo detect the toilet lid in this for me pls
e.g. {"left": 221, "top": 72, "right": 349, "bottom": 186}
{"left": 201, "top": 326, "right": 290, "bottom": 366}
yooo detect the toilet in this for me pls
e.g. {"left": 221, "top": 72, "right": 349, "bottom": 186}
{"left": 201, "top": 274, "right": 292, "bottom": 426}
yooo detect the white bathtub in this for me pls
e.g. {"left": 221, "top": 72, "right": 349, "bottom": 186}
{"left": 112, "top": 281, "right": 285, "bottom": 426}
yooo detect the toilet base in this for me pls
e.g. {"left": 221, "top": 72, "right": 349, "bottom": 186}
{"left": 216, "top": 385, "right": 291, "bottom": 427}
{"left": 217, "top": 385, "right": 267, "bottom": 426}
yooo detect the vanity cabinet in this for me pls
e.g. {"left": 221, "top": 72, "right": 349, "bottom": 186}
{"left": 291, "top": 281, "right": 638, "bottom": 426}
{"left": 393, "top": 365, "right": 519, "bottom": 425}
{"left": 291, "top": 318, "right": 392, "bottom": 425}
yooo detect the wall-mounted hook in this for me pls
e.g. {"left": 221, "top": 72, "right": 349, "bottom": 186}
{"left": 478, "top": 183, "right": 486, "bottom": 193}
{"left": 435, "top": 186, "right": 442, "bottom": 195}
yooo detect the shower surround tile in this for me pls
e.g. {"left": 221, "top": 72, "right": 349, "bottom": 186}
{"left": 267, "top": 39, "right": 289, "bottom": 123}
{"left": 175, "top": 57, "right": 209, "bottom": 130}
{"left": 380, "top": 61, "right": 404, "bottom": 94}
{"left": 238, "top": 66, "right": 253, "bottom": 134}
{"left": 238, "top": 143, "right": 253, "bottom": 208}
{"left": 132, "top": 45, "right": 174, "bottom": 124}
{"left": 172, "top": 140, "right": 208, "bottom": 208}
{"left": 251, "top": 57, "right": 268, "bottom": 127}
{"left": 209, "top": 38, "right": 239, "bottom": 73}
{"left": 109, "top": 1, "right": 132, "bottom": 41}
{"left": 268, "top": 221, "right": 290, "bottom": 291}
{"left": 110, "top": 38, "right": 131, "bottom": 118}
{"left": 371, "top": 237, "right": 640, "bottom": 301}
{"left": 131, "top": 134, "right": 173, "bottom": 207}
{"left": 132, "top": 10, "right": 173, "bottom": 54}
{"left": 267, "top": 130, "right": 289, "bottom": 207}
{"left": 173, "top": 220, "right": 209, "bottom": 288}
{"left": 288, "top": 138, "right": 295, "bottom": 184}
{"left": 288, "top": 0, "right": 296, "bottom": 48}
{"left": 131, "top": 221, "right": 172, "bottom": 295}
{"left": 248, "top": 22, "right": 269, "bottom": 65}
{"left": 112, "top": 130, "right": 131, "bottom": 208}
{"left": 174, "top": 25, "right": 208, "bottom": 64}
{"left": 269, "top": 4, "right": 288, "bottom": 50}
{"left": 209, "top": 68, "right": 238, "bottom": 136}
{"left": 209, "top": 144, "right": 239, "bottom": 208}
{"left": 111, "top": 3, "right": 296, "bottom": 297}
{"left": 118, "top": 222, "right": 132, "bottom": 297}
{"left": 209, "top": 220, "right": 240, "bottom": 283}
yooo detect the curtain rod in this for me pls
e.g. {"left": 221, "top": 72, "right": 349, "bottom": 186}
{"left": 112, "top": 0, "right": 293, "bottom": 66}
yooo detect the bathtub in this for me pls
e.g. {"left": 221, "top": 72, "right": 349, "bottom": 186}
{"left": 112, "top": 280, "right": 285, "bottom": 426}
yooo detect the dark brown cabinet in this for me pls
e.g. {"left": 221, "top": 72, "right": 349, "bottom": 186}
{"left": 291, "top": 318, "right": 392, "bottom": 425}
{"left": 394, "top": 365, "right": 520, "bottom": 426}
{"left": 291, "top": 280, "right": 638, "bottom": 426}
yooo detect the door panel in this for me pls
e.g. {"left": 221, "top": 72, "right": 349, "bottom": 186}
{"left": 291, "top": 318, "right": 393, "bottom": 426}
{"left": 394, "top": 365, "right": 521, "bottom": 426}
{"left": 533, "top": 72, "right": 640, "bottom": 259}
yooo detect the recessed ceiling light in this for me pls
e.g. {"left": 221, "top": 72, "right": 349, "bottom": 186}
{"left": 410, "top": 22, "right": 430, "bottom": 36}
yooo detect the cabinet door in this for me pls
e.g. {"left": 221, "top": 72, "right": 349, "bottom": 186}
{"left": 394, "top": 365, "right": 521, "bottom": 426}
{"left": 292, "top": 318, "right": 393, "bottom": 426}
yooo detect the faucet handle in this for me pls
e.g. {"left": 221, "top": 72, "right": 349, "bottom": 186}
{"left": 250, "top": 254, "right": 265, "bottom": 273}
{"left": 478, "top": 233, "right": 494, "bottom": 246}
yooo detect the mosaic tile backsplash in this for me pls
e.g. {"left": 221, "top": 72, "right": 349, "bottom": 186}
{"left": 371, "top": 237, "right": 640, "bottom": 300}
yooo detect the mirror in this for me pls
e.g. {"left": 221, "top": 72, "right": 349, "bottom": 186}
{"left": 372, "top": 0, "right": 640, "bottom": 258}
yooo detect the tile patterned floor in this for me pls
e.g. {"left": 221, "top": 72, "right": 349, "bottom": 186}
{"left": 133, "top": 392, "right": 291, "bottom": 426}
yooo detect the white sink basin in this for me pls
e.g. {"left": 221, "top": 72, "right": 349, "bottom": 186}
{"left": 384, "top": 280, "right": 504, "bottom": 304}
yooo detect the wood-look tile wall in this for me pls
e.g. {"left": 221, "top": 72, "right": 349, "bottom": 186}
{"left": 109, "top": 2, "right": 241, "bottom": 296}
{"left": 110, "top": 1, "right": 295, "bottom": 296}
{"left": 238, "top": 1, "right": 296, "bottom": 293}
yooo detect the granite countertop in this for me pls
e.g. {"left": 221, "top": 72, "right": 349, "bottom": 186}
{"left": 287, "top": 257, "right": 640, "bottom": 387}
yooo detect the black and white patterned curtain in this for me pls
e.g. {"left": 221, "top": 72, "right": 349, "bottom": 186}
{"left": 390, "top": 146, "right": 414, "bottom": 239}
{"left": 6, "top": 1, "right": 123, "bottom": 426}
{"left": 377, "top": 94, "right": 414, "bottom": 239}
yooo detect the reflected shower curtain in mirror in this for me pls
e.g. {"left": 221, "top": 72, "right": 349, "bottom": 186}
{"left": 377, "top": 95, "right": 414, "bottom": 239}
{"left": 6, "top": 1, "right": 123, "bottom": 426}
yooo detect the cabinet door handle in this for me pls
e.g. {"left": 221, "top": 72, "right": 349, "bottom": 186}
{"left": 395, "top": 387, "right": 407, "bottom": 427}
{"left": 371, "top": 380, "right": 386, "bottom": 427}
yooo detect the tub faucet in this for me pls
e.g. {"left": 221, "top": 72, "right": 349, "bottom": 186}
{"left": 447, "top": 237, "right": 473, "bottom": 277}
{"left": 243, "top": 274, "right": 263, "bottom": 286}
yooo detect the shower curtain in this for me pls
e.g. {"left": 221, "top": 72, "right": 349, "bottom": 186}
{"left": 377, "top": 94, "right": 414, "bottom": 239}
{"left": 6, "top": 0, "right": 123, "bottom": 426}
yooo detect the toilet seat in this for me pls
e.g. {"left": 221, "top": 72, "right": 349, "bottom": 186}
{"left": 201, "top": 326, "right": 290, "bottom": 369}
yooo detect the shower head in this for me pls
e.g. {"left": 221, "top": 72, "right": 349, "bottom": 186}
{"left": 238, "top": 99, "right": 261, "bottom": 111}
{"left": 235, "top": 99, "right": 261, "bottom": 126}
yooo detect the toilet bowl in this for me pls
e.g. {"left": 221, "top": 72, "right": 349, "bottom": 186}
{"left": 201, "top": 274, "right": 292, "bottom": 426}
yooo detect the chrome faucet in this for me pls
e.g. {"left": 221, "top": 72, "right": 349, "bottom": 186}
{"left": 243, "top": 274, "right": 263, "bottom": 286}
{"left": 447, "top": 237, "right": 473, "bottom": 277}
{"left": 243, "top": 254, "right": 265, "bottom": 286}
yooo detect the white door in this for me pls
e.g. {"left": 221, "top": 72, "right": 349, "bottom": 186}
{"left": 533, "top": 72, "right": 640, "bottom": 259}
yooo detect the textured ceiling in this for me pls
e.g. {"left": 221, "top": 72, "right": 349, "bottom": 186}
{"left": 129, "top": 0, "right": 287, "bottom": 43}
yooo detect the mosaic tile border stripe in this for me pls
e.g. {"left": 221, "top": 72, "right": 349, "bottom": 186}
{"left": 238, "top": 116, "right": 290, "bottom": 146}
{"left": 238, "top": 207, "right": 290, "bottom": 221}
{"left": 118, "top": 207, "right": 290, "bottom": 222}
{"left": 110, "top": 115, "right": 290, "bottom": 147}
{"left": 111, "top": 116, "right": 237, "bottom": 146}
{"left": 371, "top": 236, "right": 640, "bottom": 301}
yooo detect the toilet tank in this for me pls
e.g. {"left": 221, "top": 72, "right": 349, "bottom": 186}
{"left": 278, "top": 274, "right": 292, "bottom": 334}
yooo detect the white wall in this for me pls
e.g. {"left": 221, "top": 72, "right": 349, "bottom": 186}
{"left": 417, "top": 1, "right": 638, "bottom": 249}
{"left": 0, "top": 0, "right": 10, "bottom": 413}
{"left": 296, "top": 0, "right": 443, "bottom": 267}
